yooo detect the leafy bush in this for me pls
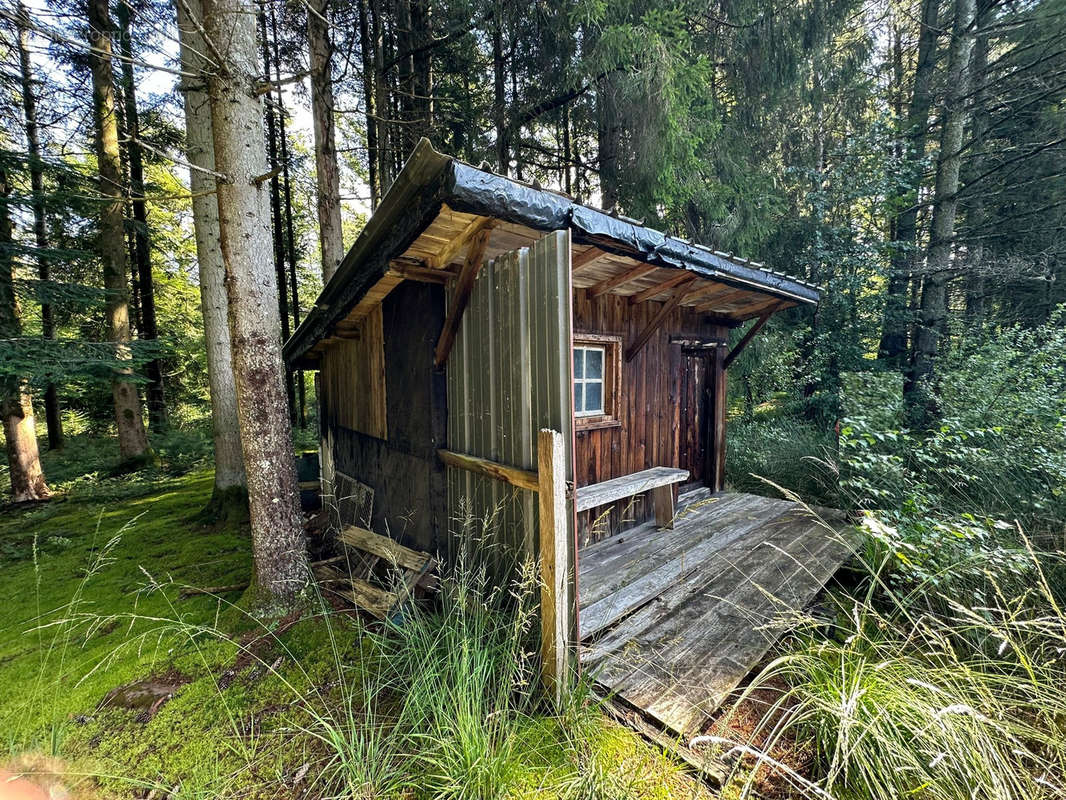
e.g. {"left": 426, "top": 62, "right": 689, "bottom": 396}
{"left": 837, "top": 315, "right": 1066, "bottom": 535}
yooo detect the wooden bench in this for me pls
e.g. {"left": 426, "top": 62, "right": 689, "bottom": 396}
{"left": 575, "top": 467, "right": 690, "bottom": 529}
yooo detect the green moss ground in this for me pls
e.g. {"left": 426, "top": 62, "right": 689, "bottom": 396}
{"left": 0, "top": 463, "right": 712, "bottom": 799}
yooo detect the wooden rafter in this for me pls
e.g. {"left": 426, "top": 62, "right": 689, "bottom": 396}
{"left": 427, "top": 215, "right": 496, "bottom": 269}
{"left": 722, "top": 303, "right": 781, "bottom": 368}
{"left": 571, "top": 246, "right": 608, "bottom": 274}
{"left": 693, "top": 286, "right": 751, "bottom": 312}
{"left": 590, "top": 263, "right": 657, "bottom": 297}
{"left": 679, "top": 281, "right": 735, "bottom": 307}
{"left": 624, "top": 278, "right": 696, "bottom": 362}
{"left": 734, "top": 294, "right": 792, "bottom": 318}
{"left": 388, "top": 262, "right": 457, "bottom": 284}
{"left": 628, "top": 271, "right": 693, "bottom": 304}
{"left": 433, "top": 227, "right": 493, "bottom": 368}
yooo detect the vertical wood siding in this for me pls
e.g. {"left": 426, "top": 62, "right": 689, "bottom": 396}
{"left": 571, "top": 288, "right": 728, "bottom": 545}
{"left": 320, "top": 304, "right": 387, "bottom": 439}
{"left": 446, "top": 230, "right": 575, "bottom": 579}
{"left": 322, "top": 282, "right": 447, "bottom": 553}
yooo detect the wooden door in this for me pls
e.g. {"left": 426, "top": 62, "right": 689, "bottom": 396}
{"left": 677, "top": 352, "right": 707, "bottom": 488}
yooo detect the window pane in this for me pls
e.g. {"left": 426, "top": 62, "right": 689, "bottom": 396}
{"left": 586, "top": 348, "right": 603, "bottom": 379}
{"left": 585, "top": 381, "right": 602, "bottom": 412}
{"left": 574, "top": 382, "right": 584, "bottom": 412}
{"left": 573, "top": 348, "right": 584, "bottom": 379}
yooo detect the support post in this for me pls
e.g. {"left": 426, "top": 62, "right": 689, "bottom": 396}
{"left": 704, "top": 344, "right": 728, "bottom": 492}
{"left": 537, "top": 428, "right": 570, "bottom": 705}
{"left": 651, "top": 485, "right": 675, "bottom": 529}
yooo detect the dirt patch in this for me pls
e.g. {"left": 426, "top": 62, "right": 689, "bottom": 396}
{"left": 697, "top": 678, "right": 815, "bottom": 798}
{"left": 98, "top": 670, "right": 189, "bottom": 721}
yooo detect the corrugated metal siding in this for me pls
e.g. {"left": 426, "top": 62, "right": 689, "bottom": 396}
{"left": 446, "top": 230, "right": 575, "bottom": 577}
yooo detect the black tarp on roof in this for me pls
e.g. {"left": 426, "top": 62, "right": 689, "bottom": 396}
{"left": 285, "top": 140, "right": 820, "bottom": 367}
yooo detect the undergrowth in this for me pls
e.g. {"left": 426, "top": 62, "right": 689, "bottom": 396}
{"left": 0, "top": 466, "right": 704, "bottom": 799}
{"left": 704, "top": 498, "right": 1066, "bottom": 800}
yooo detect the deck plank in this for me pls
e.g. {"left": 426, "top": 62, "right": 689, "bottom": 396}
{"left": 578, "top": 493, "right": 853, "bottom": 735}
{"left": 584, "top": 503, "right": 809, "bottom": 673}
{"left": 579, "top": 496, "right": 799, "bottom": 638}
{"left": 621, "top": 528, "right": 850, "bottom": 732}
{"left": 578, "top": 493, "right": 771, "bottom": 605}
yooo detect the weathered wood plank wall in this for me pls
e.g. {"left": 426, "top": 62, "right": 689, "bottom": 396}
{"left": 571, "top": 288, "right": 728, "bottom": 545}
{"left": 445, "top": 231, "right": 575, "bottom": 581}
{"left": 320, "top": 305, "right": 388, "bottom": 439}
{"left": 321, "top": 281, "right": 448, "bottom": 553}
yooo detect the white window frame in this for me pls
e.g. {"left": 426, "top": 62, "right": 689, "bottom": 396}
{"left": 574, "top": 345, "right": 606, "bottom": 417}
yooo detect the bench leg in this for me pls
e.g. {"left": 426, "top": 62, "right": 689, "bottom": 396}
{"left": 652, "top": 485, "right": 675, "bottom": 529}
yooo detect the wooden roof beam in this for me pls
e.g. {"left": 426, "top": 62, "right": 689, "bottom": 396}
{"left": 427, "top": 215, "right": 496, "bottom": 269}
{"left": 733, "top": 294, "right": 792, "bottom": 318}
{"left": 590, "top": 263, "right": 658, "bottom": 297}
{"left": 624, "top": 279, "right": 697, "bottom": 362}
{"left": 693, "top": 286, "right": 752, "bottom": 312}
{"left": 433, "top": 227, "right": 493, "bottom": 368}
{"left": 388, "top": 262, "right": 457, "bottom": 284}
{"left": 571, "top": 246, "right": 608, "bottom": 274}
{"left": 723, "top": 303, "right": 782, "bottom": 369}
{"left": 628, "top": 271, "right": 693, "bottom": 304}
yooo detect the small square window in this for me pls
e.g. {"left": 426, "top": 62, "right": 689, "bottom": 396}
{"left": 574, "top": 346, "right": 605, "bottom": 416}
{"left": 572, "top": 333, "right": 622, "bottom": 430}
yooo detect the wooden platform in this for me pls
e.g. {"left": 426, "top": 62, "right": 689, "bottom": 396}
{"left": 579, "top": 490, "right": 852, "bottom": 735}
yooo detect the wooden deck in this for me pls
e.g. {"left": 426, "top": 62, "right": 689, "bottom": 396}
{"left": 579, "top": 490, "right": 852, "bottom": 735}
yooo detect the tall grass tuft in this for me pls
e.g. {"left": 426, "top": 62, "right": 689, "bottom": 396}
{"left": 712, "top": 515, "right": 1066, "bottom": 800}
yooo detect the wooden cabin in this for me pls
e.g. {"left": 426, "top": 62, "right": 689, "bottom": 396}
{"left": 285, "top": 140, "right": 849, "bottom": 733}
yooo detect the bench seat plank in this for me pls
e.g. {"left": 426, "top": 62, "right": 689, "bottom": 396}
{"left": 575, "top": 467, "right": 689, "bottom": 512}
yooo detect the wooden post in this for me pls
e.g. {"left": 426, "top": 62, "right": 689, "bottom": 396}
{"left": 705, "top": 344, "right": 728, "bottom": 492}
{"left": 538, "top": 428, "right": 570, "bottom": 705}
{"left": 651, "top": 485, "right": 675, "bottom": 529}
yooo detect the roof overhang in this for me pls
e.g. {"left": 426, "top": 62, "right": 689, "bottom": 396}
{"left": 285, "top": 139, "right": 820, "bottom": 368}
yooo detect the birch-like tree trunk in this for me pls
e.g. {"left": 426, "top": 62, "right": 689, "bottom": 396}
{"left": 909, "top": 0, "right": 978, "bottom": 416}
{"left": 87, "top": 0, "right": 151, "bottom": 464}
{"left": 176, "top": 0, "right": 247, "bottom": 510}
{"left": 358, "top": 0, "right": 379, "bottom": 208}
{"left": 200, "top": 0, "right": 309, "bottom": 607}
{"left": 16, "top": 3, "right": 63, "bottom": 452}
{"left": 0, "top": 168, "right": 50, "bottom": 503}
{"left": 307, "top": 0, "right": 344, "bottom": 281}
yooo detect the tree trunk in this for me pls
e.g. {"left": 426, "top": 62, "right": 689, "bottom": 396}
{"left": 411, "top": 0, "right": 432, "bottom": 138}
{"left": 908, "top": 0, "right": 977, "bottom": 417}
{"left": 15, "top": 2, "right": 63, "bottom": 451}
{"left": 879, "top": 0, "right": 941, "bottom": 365}
{"left": 270, "top": 2, "right": 306, "bottom": 427}
{"left": 87, "top": 0, "right": 151, "bottom": 464}
{"left": 176, "top": 0, "right": 247, "bottom": 511}
{"left": 257, "top": 4, "right": 296, "bottom": 423}
{"left": 200, "top": 0, "right": 309, "bottom": 608}
{"left": 597, "top": 71, "right": 621, "bottom": 211}
{"left": 358, "top": 0, "right": 379, "bottom": 208}
{"left": 492, "top": 7, "right": 508, "bottom": 175}
{"left": 963, "top": 0, "right": 993, "bottom": 332}
{"left": 0, "top": 168, "right": 50, "bottom": 503}
{"left": 371, "top": 0, "right": 392, "bottom": 191}
{"left": 116, "top": 1, "right": 166, "bottom": 430}
{"left": 307, "top": 0, "right": 345, "bottom": 281}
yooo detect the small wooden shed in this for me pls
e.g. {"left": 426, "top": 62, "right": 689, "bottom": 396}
{"left": 286, "top": 140, "right": 843, "bottom": 730}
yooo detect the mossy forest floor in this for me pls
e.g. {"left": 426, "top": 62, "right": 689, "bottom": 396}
{"left": 0, "top": 440, "right": 712, "bottom": 799}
